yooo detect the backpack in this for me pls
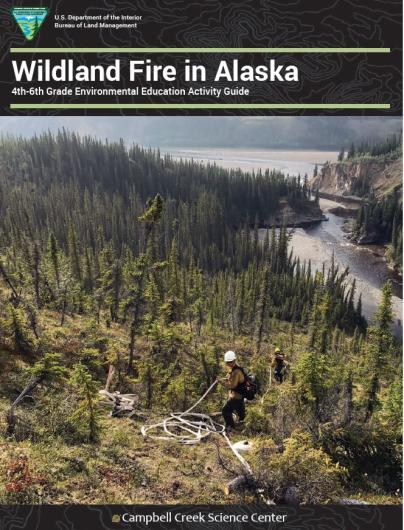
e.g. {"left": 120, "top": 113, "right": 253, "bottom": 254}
{"left": 233, "top": 366, "right": 260, "bottom": 401}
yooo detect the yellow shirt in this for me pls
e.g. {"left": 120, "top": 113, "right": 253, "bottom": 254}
{"left": 225, "top": 366, "right": 244, "bottom": 400}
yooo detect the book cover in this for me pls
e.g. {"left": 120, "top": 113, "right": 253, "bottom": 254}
{"left": 0, "top": 1, "right": 402, "bottom": 528}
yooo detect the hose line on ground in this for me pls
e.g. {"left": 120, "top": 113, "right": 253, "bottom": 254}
{"left": 140, "top": 380, "right": 252, "bottom": 474}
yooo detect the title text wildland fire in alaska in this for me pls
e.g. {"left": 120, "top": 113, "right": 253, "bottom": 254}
{"left": 12, "top": 58, "right": 299, "bottom": 83}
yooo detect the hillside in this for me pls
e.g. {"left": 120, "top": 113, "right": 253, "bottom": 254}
{"left": 0, "top": 310, "right": 297, "bottom": 505}
{"left": 0, "top": 300, "right": 401, "bottom": 505}
{"left": 0, "top": 132, "right": 402, "bottom": 506}
{"left": 311, "top": 157, "right": 402, "bottom": 200}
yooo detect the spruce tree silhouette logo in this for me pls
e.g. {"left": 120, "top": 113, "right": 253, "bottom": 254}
{"left": 12, "top": 7, "right": 48, "bottom": 41}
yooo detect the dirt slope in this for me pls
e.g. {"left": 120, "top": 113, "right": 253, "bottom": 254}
{"left": 311, "top": 158, "right": 402, "bottom": 199}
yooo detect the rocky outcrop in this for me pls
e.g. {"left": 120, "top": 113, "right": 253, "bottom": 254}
{"left": 263, "top": 200, "right": 327, "bottom": 228}
{"left": 311, "top": 158, "right": 402, "bottom": 199}
{"left": 328, "top": 206, "right": 358, "bottom": 218}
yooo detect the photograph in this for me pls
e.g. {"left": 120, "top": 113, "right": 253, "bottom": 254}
{"left": 0, "top": 116, "right": 401, "bottom": 506}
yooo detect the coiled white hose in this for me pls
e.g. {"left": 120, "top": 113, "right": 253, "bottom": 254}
{"left": 140, "top": 380, "right": 252, "bottom": 474}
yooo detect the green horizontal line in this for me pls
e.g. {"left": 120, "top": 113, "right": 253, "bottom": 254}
{"left": 10, "top": 103, "right": 390, "bottom": 109}
{"left": 10, "top": 47, "right": 391, "bottom": 53}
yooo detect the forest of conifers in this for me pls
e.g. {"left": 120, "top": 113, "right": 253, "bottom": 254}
{"left": 0, "top": 132, "right": 401, "bottom": 505}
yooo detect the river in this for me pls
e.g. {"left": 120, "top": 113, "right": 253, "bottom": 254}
{"left": 266, "top": 198, "right": 403, "bottom": 336}
{"left": 164, "top": 147, "right": 403, "bottom": 336}
{"left": 159, "top": 147, "right": 336, "bottom": 176}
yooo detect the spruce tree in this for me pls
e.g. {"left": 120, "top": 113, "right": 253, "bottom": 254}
{"left": 6, "top": 353, "right": 66, "bottom": 436}
{"left": 347, "top": 142, "right": 356, "bottom": 159}
{"left": 70, "top": 364, "right": 101, "bottom": 443}
{"left": 126, "top": 194, "right": 164, "bottom": 374}
{"left": 255, "top": 266, "right": 270, "bottom": 353}
{"left": 68, "top": 225, "right": 82, "bottom": 282}
{"left": 364, "top": 281, "right": 394, "bottom": 420}
{"left": 47, "top": 232, "right": 60, "bottom": 289}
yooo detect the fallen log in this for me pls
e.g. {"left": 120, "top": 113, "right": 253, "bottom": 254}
{"left": 99, "top": 389, "right": 139, "bottom": 417}
{"left": 6, "top": 375, "right": 42, "bottom": 436}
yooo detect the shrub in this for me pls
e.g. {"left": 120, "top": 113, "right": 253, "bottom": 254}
{"left": 320, "top": 421, "right": 402, "bottom": 493}
{"left": 244, "top": 405, "right": 269, "bottom": 434}
{"left": 244, "top": 384, "right": 310, "bottom": 442}
{"left": 251, "top": 431, "right": 345, "bottom": 504}
{"left": 2, "top": 453, "right": 48, "bottom": 503}
{"left": 4, "top": 306, "right": 33, "bottom": 354}
{"left": 14, "top": 390, "right": 84, "bottom": 444}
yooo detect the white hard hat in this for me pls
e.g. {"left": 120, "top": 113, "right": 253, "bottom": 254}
{"left": 224, "top": 350, "right": 236, "bottom": 362}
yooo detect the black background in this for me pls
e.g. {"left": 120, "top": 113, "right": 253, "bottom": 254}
{"left": 0, "top": 0, "right": 402, "bottom": 115}
{"left": 0, "top": 504, "right": 402, "bottom": 530}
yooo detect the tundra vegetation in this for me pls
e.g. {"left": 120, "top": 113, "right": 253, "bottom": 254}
{"left": 0, "top": 132, "right": 401, "bottom": 504}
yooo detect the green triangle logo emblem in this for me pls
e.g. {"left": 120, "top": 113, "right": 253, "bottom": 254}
{"left": 12, "top": 7, "right": 48, "bottom": 41}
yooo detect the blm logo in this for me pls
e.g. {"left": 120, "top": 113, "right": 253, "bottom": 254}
{"left": 11, "top": 7, "right": 48, "bottom": 40}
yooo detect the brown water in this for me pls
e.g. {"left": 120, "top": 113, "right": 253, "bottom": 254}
{"left": 161, "top": 147, "right": 337, "bottom": 176}
{"left": 260, "top": 198, "right": 402, "bottom": 336}
{"left": 164, "top": 147, "right": 402, "bottom": 335}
